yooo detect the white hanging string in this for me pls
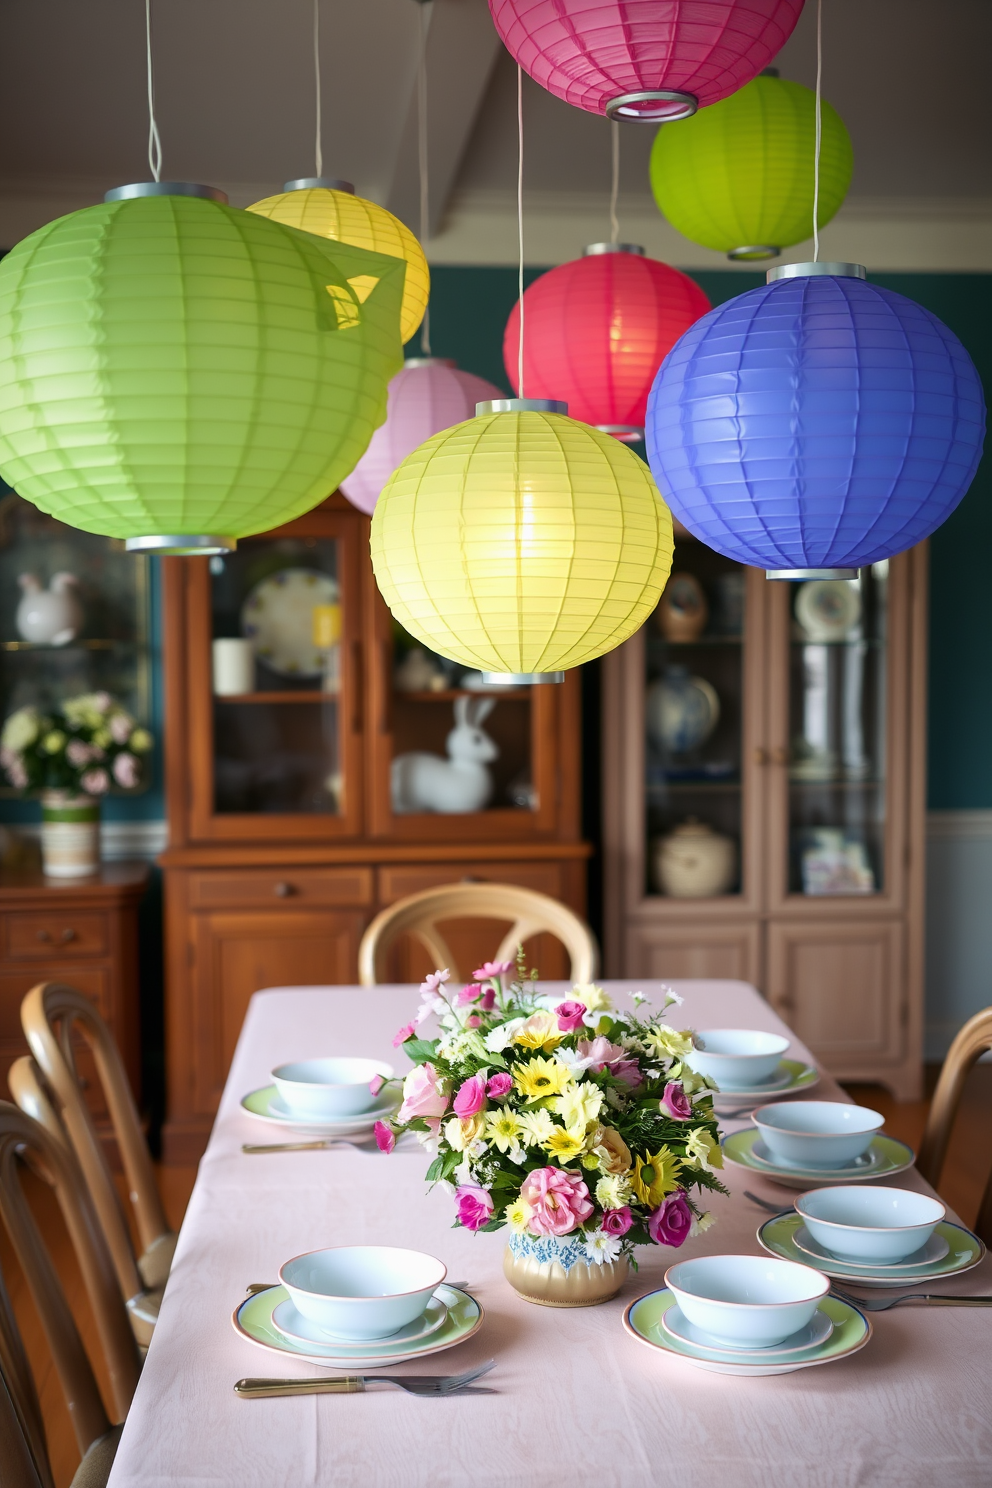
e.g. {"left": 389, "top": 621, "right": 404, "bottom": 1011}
{"left": 145, "top": 0, "right": 162, "bottom": 182}
{"left": 516, "top": 62, "right": 525, "bottom": 397}
{"left": 812, "top": 0, "right": 823, "bottom": 261}
{"left": 313, "top": 0, "right": 323, "bottom": 178}
{"left": 609, "top": 120, "right": 620, "bottom": 244}
{"left": 418, "top": 1, "right": 433, "bottom": 355}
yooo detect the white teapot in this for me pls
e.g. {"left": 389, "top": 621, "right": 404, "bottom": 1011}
{"left": 16, "top": 573, "right": 83, "bottom": 645}
{"left": 653, "top": 819, "right": 736, "bottom": 898}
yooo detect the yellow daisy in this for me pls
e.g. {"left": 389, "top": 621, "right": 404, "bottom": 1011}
{"left": 504, "top": 1198, "right": 534, "bottom": 1234}
{"left": 485, "top": 1109, "right": 523, "bottom": 1154}
{"left": 644, "top": 1024, "right": 694, "bottom": 1060}
{"left": 543, "top": 1126, "right": 586, "bottom": 1162}
{"left": 514, "top": 1056, "right": 573, "bottom": 1104}
{"left": 629, "top": 1146, "right": 682, "bottom": 1207}
{"left": 512, "top": 1012, "right": 564, "bottom": 1052}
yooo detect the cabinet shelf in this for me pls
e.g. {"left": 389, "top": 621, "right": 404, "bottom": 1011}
{"left": 647, "top": 780, "right": 741, "bottom": 796}
{"left": 647, "top": 636, "right": 743, "bottom": 648}
{"left": 213, "top": 691, "right": 339, "bottom": 704}
{"left": 788, "top": 776, "right": 883, "bottom": 789}
{"left": 0, "top": 638, "right": 137, "bottom": 652}
{"left": 394, "top": 688, "right": 529, "bottom": 702}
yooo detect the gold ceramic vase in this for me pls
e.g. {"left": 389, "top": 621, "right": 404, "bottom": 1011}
{"left": 503, "top": 1234, "right": 628, "bottom": 1308}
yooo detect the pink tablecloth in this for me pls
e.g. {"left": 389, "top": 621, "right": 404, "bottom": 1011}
{"left": 108, "top": 980, "right": 992, "bottom": 1488}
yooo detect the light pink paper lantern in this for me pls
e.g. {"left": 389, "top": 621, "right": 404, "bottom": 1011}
{"left": 488, "top": 0, "right": 805, "bottom": 121}
{"left": 339, "top": 359, "right": 503, "bottom": 515}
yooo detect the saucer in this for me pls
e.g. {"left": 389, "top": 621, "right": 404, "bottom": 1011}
{"left": 749, "top": 1136, "right": 885, "bottom": 1177}
{"left": 624, "top": 1289, "right": 869, "bottom": 1377}
{"left": 723, "top": 1128, "right": 914, "bottom": 1188}
{"left": 758, "top": 1214, "right": 985, "bottom": 1287}
{"left": 711, "top": 1059, "right": 819, "bottom": 1110}
{"left": 272, "top": 1293, "right": 448, "bottom": 1350}
{"left": 233, "top": 1284, "right": 482, "bottom": 1368}
{"left": 661, "top": 1302, "right": 833, "bottom": 1358}
{"left": 240, "top": 1084, "right": 399, "bottom": 1134}
{"left": 792, "top": 1225, "right": 949, "bottom": 1271}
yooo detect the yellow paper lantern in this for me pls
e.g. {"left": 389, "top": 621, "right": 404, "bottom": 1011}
{"left": 248, "top": 178, "right": 429, "bottom": 345}
{"left": 370, "top": 399, "right": 674, "bottom": 681}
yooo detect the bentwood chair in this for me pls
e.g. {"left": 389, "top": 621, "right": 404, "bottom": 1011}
{"left": 20, "top": 983, "right": 177, "bottom": 1344}
{"left": 0, "top": 1102, "right": 142, "bottom": 1485}
{"left": 917, "top": 1006, "right": 992, "bottom": 1245}
{"left": 358, "top": 882, "right": 599, "bottom": 986}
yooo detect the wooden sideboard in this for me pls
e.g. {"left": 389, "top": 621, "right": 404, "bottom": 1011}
{"left": 0, "top": 862, "right": 147, "bottom": 1121}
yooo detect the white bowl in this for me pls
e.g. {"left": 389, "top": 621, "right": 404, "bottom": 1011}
{"left": 279, "top": 1246, "right": 447, "bottom": 1341}
{"left": 271, "top": 1058, "right": 393, "bottom": 1118}
{"left": 665, "top": 1254, "right": 828, "bottom": 1349}
{"left": 754, "top": 1101, "right": 884, "bottom": 1169}
{"left": 685, "top": 1029, "right": 791, "bottom": 1089}
{"left": 796, "top": 1186, "right": 945, "bottom": 1263}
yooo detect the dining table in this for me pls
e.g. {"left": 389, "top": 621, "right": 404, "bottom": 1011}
{"left": 106, "top": 979, "right": 992, "bottom": 1488}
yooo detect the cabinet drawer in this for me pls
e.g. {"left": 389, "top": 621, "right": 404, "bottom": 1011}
{"left": 5, "top": 912, "right": 108, "bottom": 959}
{"left": 378, "top": 862, "right": 565, "bottom": 905}
{"left": 188, "top": 868, "right": 374, "bottom": 911}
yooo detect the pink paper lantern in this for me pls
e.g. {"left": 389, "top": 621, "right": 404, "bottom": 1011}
{"left": 503, "top": 245, "right": 711, "bottom": 440}
{"left": 488, "top": 0, "right": 805, "bottom": 120}
{"left": 339, "top": 359, "right": 503, "bottom": 515}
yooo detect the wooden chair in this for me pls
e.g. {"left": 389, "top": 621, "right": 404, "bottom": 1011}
{"left": 358, "top": 882, "right": 599, "bottom": 986}
{"left": 917, "top": 1006, "right": 992, "bottom": 1245}
{"left": 20, "top": 983, "right": 176, "bottom": 1345}
{"left": 0, "top": 1101, "right": 142, "bottom": 1485}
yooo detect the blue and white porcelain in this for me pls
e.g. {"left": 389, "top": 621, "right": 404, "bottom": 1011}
{"left": 271, "top": 1057, "right": 393, "bottom": 1119}
{"left": 645, "top": 666, "right": 720, "bottom": 755}
{"left": 686, "top": 1028, "right": 791, "bottom": 1089}
{"left": 795, "top": 1186, "right": 945, "bottom": 1264}
{"left": 664, "top": 1254, "right": 829, "bottom": 1349}
{"left": 754, "top": 1100, "right": 884, "bottom": 1168}
{"left": 279, "top": 1245, "right": 447, "bottom": 1341}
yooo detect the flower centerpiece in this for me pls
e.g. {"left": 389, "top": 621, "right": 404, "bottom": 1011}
{"left": 375, "top": 954, "right": 725, "bottom": 1307}
{"left": 0, "top": 693, "right": 153, "bottom": 878}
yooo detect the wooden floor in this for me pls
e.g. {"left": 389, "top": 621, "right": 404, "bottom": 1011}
{"left": 2, "top": 1066, "right": 990, "bottom": 1487}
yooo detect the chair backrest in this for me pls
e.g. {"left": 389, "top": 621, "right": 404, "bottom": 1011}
{"left": 917, "top": 1006, "right": 992, "bottom": 1244}
{"left": 358, "top": 882, "right": 599, "bottom": 987}
{"left": 21, "top": 982, "right": 169, "bottom": 1298}
{"left": 0, "top": 1240, "right": 51, "bottom": 1488}
{"left": 0, "top": 1363, "right": 48, "bottom": 1488}
{"left": 0, "top": 1102, "right": 141, "bottom": 1449}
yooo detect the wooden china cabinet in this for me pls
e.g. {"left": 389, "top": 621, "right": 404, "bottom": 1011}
{"left": 603, "top": 538, "right": 928, "bottom": 1100}
{"left": 159, "top": 494, "right": 588, "bottom": 1161}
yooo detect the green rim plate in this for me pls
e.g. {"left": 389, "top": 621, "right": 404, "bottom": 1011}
{"left": 712, "top": 1059, "right": 820, "bottom": 1104}
{"left": 624, "top": 1288, "right": 870, "bottom": 1376}
{"left": 758, "top": 1213, "right": 986, "bottom": 1285}
{"left": 240, "top": 1084, "right": 399, "bottom": 1132}
{"left": 722, "top": 1128, "right": 915, "bottom": 1187}
{"left": 233, "top": 1284, "right": 483, "bottom": 1368}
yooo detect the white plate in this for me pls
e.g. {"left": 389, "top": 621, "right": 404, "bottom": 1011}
{"left": 795, "top": 579, "right": 862, "bottom": 642}
{"left": 271, "top": 1293, "right": 448, "bottom": 1350}
{"left": 722, "top": 1129, "right": 915, "bottom": 1189}
{"left": 710, "top": 1059, "right": 820, "bottom": 1110}
{"left": 240, "top": 1084, "right": 398, "bottom": 1133}
{"left": 661, "top": 1303, "right": 833, "bottom": 1359}
{"left": 757, "top": 1214, "right": 986, "bottom": 1286}
{"left": 792, "top": 1224, "right": 949, "bottom": 1271}
{"left": 749, "top": 1135, "right": 885, "bottom": 1177}
{"left": 241, "top": 568, "right": 339, "bottom": 678}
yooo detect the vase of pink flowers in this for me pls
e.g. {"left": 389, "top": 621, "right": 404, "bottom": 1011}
{"left": 374, "top": 952, "right": 725, "bottom": 1308}
{"left": 0, "top": 692, "right": 153, "bottom": 878}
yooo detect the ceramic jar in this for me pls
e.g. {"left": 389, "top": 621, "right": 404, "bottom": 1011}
{"left": 502, "top": 1233, "right": 628, "bottom": 1307}
{"left": 645, "top": 667, "right": 720, "bottom": 755}
{"left": 40, "top": 791, "right": 99, "bottom": 878}
{"left": 16, "top": 572, "right": 83, "bottom": 646}
{"left": 656, "top": 572, "right": 708, "bottom": 642}
{"left": 653, "top": 819, "right": 736, "bottom": 898}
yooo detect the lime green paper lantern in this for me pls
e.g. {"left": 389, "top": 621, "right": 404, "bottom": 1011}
{"left": 649, "top": 74, "right": 853, "bottom": 261}
{"left": 0, "top": 183, "right": 406, "bottom": 553}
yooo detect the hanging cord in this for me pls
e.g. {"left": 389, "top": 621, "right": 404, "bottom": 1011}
{"left": 145, "top": 0, "right": 162, "bottom": 181}
{"left": 516, "top": 62, "right": 525, "bottom": 397}
{"left": 313, "top": 0, "right": 323, "bottom": 178}
{"left": 418, "top": 0, "right": 433, "bottom": 355}
{"left": 812, "top": 0, "right": 823, "bottom": 261}
{"left": 609, "top": 120, "right": 620, "bottom": 244}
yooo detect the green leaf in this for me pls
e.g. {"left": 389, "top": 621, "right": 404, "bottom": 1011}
{"left": 403, "top": 1038, "right": 438, "bottom": 1064}
{"left": 425, "top": 1157, "right": 444, "bottom": 1182}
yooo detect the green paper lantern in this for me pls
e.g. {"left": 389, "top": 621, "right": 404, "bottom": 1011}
{"left": 649, "top": 74, "right": 853, "bottom": 261}
{"left": 0, "top": 184, "right": 406, "bottom": 553}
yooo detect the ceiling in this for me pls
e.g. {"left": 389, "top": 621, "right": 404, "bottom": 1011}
{"left": 0, "top": 0, "right": 989, "bottom": 265}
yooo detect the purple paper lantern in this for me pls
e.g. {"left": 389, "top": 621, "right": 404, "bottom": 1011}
{"left": 646, "top": 263, "right": 986, "bottom": 576}
{"left": 340, "top": 359, "right": 503, "bottom": 515}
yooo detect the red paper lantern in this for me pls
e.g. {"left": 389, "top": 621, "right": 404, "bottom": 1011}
{"left": 488, "top": 0, "right": 805, "bottom": 120}
{"left": 503, "top": 246, "right": 711, "bottom": 440}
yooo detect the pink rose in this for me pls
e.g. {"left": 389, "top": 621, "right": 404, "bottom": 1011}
{"left": 486, "top": 1072, "right": 512, "bottom": 1099}
{"left": 80, "top": 768, "right": 109, "bottom": 794}
{"left": 392, "top": 1022, "right": 416, "bottom": 1047}
{"left": 648, "top": 1190, "right": 692, "bottom": 1248}
{"left": 369, "top": 1074, "right": 385, "bottom": 1097}
{"left": 455, "top": 1186, "right": 494, "bottom": 1231}
{"left": 601, "top": 1206, "right": 633, "bottom": 1237}
{"left": 6, "top": 759, "right": 27, "bottom": 789}
{"left": 457, "top": 983, "right": 484, "bottom": 1005}
{"left": 519, "top": 1167, "right": 594, "bottom": 1237}
{"left": 577, "top": 1036, "right": 625, "bottom": 1071}
{"left": 473, "top": 960, "right": 514, "bottom": 980}
{"left": 466, "top": 1015, "right": 481, "bottom": 1028}
{"left": 92, "top": 692, "right": 112, "bottom": 714}
{"left": 374, "top": 1121, "right": 395, "bottom": 1154}
{"left": 453, "top": 1073, "right": 487, "bottom": 1119}
{"left": 611, "top": 1056, "right": 643, "bottom": 1088}
{"left": 112, "top": 752, "right": 140, "bottom": 788}
{"left": 480, "top": 988, "right": 496, "bottom": 1011}
{"left": 661, "top": 1081, "right": 692, "bottom": 1120}
{"left": 555, "top": 1000, "right": 587, "bottom": 1033}
{"left": 398, "top": 1062, "right": 448, "bottom": 1122}
{"left": 109, "top": 714, "right": 133, "bottom": 744}
{"left": 66, "top": 740, "right": 92, "bottom": 767}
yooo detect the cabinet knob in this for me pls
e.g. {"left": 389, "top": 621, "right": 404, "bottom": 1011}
{"left": 753, "top": 747, "right": 769, "bottom": 766}
{"left": 60, "top": 928, "right": 76, "bottom": 943}
{"left": 36, "top": 930, "right": 51, "bottom": 943}
{"left": 273, "top": 881, "right": 295, "bottom": 898}
{"left": 772, "top": 746, "right": 790, "bottom": 767}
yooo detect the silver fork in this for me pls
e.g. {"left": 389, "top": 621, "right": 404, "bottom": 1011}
{"left": 829, "top": 1283, "right": 992, "bottom": 1312}
{"left": 234, "top": 1359, "right": 497, "bottom": 1397}
{"left": 744, "top": 1189, "right": 794, "bottom": 1216}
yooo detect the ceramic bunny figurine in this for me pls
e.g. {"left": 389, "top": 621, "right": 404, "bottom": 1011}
{"left": 391, "top": 696, "right": 498, "bottom": 813}
{"left": 16, "top": 572, "right": 83, "bottom": 645}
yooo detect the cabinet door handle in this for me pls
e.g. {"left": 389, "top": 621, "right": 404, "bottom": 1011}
{"left": 273, "top": 882, "right": 295, "bottom": 898}
{"left": 772, "top": 746, "right": 789, "bottom": 766}
{"left": 60, "top": 928, "right": 76, "bottom": 943}
{"left": 753, "top": 747, "right": 769, "bottom": 766}
{"left": 36, "top": 930, "right": 52, "bottom": 943}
